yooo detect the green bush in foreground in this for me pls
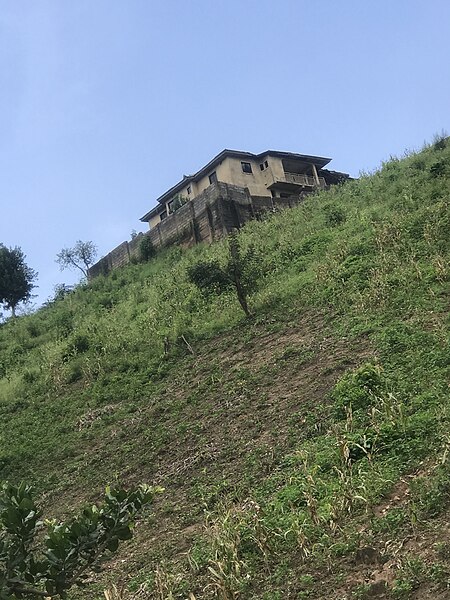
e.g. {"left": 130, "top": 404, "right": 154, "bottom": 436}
{"left": 0, "top": 482, "right": 162, "bottom": 599}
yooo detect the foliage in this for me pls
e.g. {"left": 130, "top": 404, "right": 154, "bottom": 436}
{"left": 331, "top": 362, "right": 386, "bottom": 418}
{"left": 0, "top": 481, "right": 161, "bottom": 599}
{"left": 0, "top": 245, "right": 37, "bottom": 318}
{"left": 51, "top": 284, "right": 74, "bottom": 303}
{"left": 323, "top": 204, "right": 346, "bottom": 227}
{"left": 187, "top": 231, "right": 259, "bottom": 316}
{"left": 170, "top": 194, "right": 188, "bottom": 213}
{"left": 138, "top": 236, "right": 156, "bottom": 263}
{"left": 56, "top": 241, "right": 97, "bottom": 280}
{"left": 186, "top": 260, "right": 231, "bottom": 297}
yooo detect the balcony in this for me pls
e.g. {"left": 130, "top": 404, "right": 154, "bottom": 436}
{"left": 269, "top": 172, "right": 326, "bottom": 193}
{"left": 283, "top": 172, "right": 326, "bottom": 187}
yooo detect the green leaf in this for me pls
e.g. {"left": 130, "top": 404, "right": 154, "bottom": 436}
{"left": 106, "top": 537, "right": 119, "bottom": 552}
{"left": 115, "top": 527, "right": 132, "bottom": 540}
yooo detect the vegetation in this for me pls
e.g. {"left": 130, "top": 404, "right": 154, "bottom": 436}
{"left": 0, "top": 245, "right": 36, "bottom": 318}
{"left": 187, "top": 232, "right": 258, "bottom": 316}
{"left": 138, "top": 236, "right": 156, "bottom": 263}
{"left": 0, "top": 137, "right": 449, "bottom": 598}
{"left": 0, "top": 482, "right": 160, "bottom": 599}
{"left": 169, "top": 194, "right": 188, "bottom": 213}
{"left": 56, "top": 241, "right": 98, "bottom": 280}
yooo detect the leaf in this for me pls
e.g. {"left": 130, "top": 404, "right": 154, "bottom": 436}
{"left": 115, "top": 527, "right": 132, "bottom": 541}
{"left": 106, "top": 538, "right": 119, "bottom": 552}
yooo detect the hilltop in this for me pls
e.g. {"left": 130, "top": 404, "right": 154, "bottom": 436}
{"left": 0, "top": 138, "right": 449, "bottom": 599}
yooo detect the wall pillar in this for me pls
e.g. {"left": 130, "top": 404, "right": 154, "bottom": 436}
{"left": 311, "top": 163, "right": 320, "bottom": 187}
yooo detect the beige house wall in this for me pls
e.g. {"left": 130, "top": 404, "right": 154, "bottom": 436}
{"left": 148, "top": 214, "right": 162, "bottom": 229}
{"left": 148, "top": 154, "right": 293, "bottom": 229}
{"left": 221, "top": 156, "right": 284, "bottom": 197}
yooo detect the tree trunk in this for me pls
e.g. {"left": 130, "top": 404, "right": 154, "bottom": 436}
{"left": 234, "top": 279, "right": 251, "bottom": 317}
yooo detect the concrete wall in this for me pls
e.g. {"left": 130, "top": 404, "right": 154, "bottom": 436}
{"left": 145, "top": 155, "right": 325, "bottom": 231}
{"left": 88, "top": 182, "right": 303, "bottom": 279}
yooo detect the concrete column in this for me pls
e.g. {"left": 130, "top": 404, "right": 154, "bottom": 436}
{"left": 311, "top": 163, "right": 320, "bottom": 187}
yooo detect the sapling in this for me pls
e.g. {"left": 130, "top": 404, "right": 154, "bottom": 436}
{"left": 0, "top": 481, "right": 162, "bottom": 599}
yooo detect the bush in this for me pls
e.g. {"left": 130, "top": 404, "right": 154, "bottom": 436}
{"left": 332, "top": 362, "right": 385, "bottom": 418}
{"left": 0, "top": 482, "right": 162, "bottom": 599}
{"left": 139, "top": 235, "right": 156, "bottom": 262}
{"left": 187, "top": 260, "right": 231, "bottom": 296}
{"left": 71, "top": 333, "right": 90, "bottom": 354}
{"left": 323, "top": 204, "right": 346, "bottom": 227}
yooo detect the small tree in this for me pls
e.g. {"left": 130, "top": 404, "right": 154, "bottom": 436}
{"left": 56, "top": 241, "right": 97, "bottom": 280}
{"left": 0, "top": 481, "right": 162, "bottom": 599}
{"left": 187, "top": 231, "right": 257, "bottom": 316}
{"left": 138, "top": 236, "right": 156, "bottom": 262}
{"left": 0, "top": 245, "right": 37, "bottom": 317}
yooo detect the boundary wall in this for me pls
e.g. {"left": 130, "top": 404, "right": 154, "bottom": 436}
{"left": 88, "top": 183, "right": 304, "bottom": 278}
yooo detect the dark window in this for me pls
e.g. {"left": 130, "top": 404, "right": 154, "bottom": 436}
{"left": 167, "top": 200, "right": 174, "bottom": 214}
{"left": 259, "top": 163, "right": 264, "bottom": 171}
{"left": 187, "top": 185, "right": 191, "bottom": 195}
{"left": 209, "top": 171, "right": 217, "bottom": 185}
{"left": 241, "top": 161, "right": 252, "bottom": 174}
{"left": 160, "top": 210, "right": 167, "bottom": 221}
{"left": 264, "top": 160, "right": 268, "bottom": 168}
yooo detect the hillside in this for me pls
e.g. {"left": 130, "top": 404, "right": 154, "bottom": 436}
{"left": 0, "top": 138, "right": 449, "bottom": 599}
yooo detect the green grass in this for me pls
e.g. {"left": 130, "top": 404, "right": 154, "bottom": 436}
{"left": 0, "top": 136, "right": 449, "bottom": 598}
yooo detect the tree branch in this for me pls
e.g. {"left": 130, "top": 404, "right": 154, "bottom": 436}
{"left": 11, "top": 583, "right": 51, "bottom": 597}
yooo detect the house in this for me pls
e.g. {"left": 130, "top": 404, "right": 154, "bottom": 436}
{"left": 88, "top": 149, "right": 350, "bottom": 279}
{"left": 140, "top": 149, "right": 349, "bottom": 229}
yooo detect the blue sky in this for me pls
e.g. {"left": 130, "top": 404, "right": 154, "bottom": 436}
{"left": 1, "top": 0, "right": 449, "bottom": 308}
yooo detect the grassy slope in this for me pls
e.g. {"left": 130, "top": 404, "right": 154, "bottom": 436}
{"left": 0, "top": 138, "right": 449, "bottom": 599}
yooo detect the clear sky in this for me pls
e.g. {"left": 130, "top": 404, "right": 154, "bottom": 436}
{"left": 1, "top": 0, "right": 449, "bottom": 308}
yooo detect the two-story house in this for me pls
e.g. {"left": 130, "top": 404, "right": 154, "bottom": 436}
{"left": 140, "top": 149, "right": 349, "bottom": 229}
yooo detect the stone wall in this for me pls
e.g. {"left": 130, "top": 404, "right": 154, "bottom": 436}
{"left": 88, "top": 183, "right": 303, "bottom": 279}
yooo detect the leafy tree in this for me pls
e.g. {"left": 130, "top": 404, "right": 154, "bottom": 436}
{"left": 0, "top": 245, "right": 37, "bottom": 318}
{"left": 56, "top": 241, "right": 97, "bottom": 280}
{"left": 0, "top": 481, "right": 162, "bottom": 599}
{"left": 187, "top": 231, "right": 257, "bottom": 316}
{"left": 138, "top": 236, "right": 156, "bottom": 262}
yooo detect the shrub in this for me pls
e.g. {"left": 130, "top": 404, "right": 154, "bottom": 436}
{"left": 0, "top": 481, "right": 162, "bottom": 599}
{"left": 139, "top": 235, "right": 156, "bottom": 262}
{"left": 332, "top": 363, "right": 385, "bottom": 418}
{"left": 187, "top": 260, "right": 231, "bottom": 296}
{"left": 65, "top": 359, "right": 83, "bottom": 383}
{"left": 71, "top": 332, "right": 90, "bottom": 354}
{"left": 323, "top": 204, "right": 346, "bottom": 227}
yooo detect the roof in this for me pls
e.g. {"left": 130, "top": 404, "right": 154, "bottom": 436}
{"left": 140, "top": 149, "right": 332, "bottom": 222}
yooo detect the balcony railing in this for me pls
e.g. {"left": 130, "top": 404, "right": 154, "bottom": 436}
{"left": 283, "top": 172, "right": 326, "bottom": 187}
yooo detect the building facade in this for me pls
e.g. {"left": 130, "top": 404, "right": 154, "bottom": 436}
{"left": 140, "top": 149, "right": 349, "bottom": 229}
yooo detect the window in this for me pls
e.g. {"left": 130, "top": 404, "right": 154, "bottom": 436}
{"left": 241, "top": 161, "right": 252, "bottom": 174}
{"left": 160, "top": 210, "right": 167, "bottom": 221}
{"left": 209, "top": 171, "right": 217, "bottom": 185}
{"left": 187, "top": 185, "right": 191, "bottom": 195}
{"left": 167, "top": 200, "right": 174, "bottom": 214}
{"left": 259, "top": 163, "right": 264, "bottom": 171}
{"left": 264, "top": 160, "right": 268, "bottom": 168}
